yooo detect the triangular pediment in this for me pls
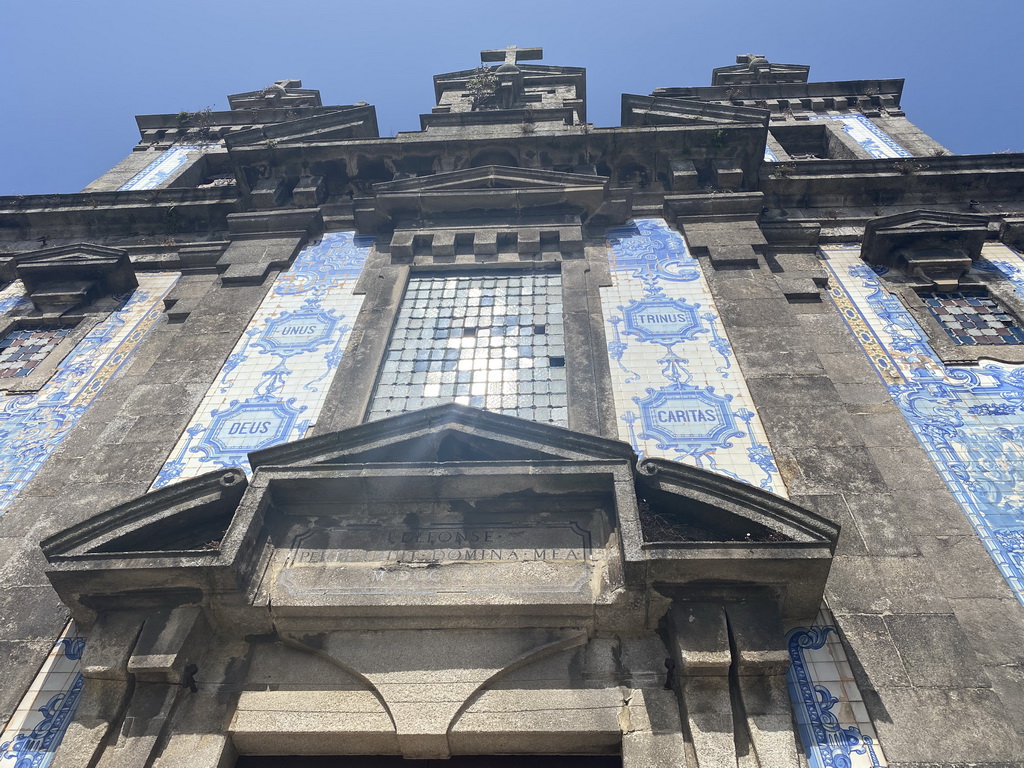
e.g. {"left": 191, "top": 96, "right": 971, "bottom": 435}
{"left": 42, "top": 468, "right": 248, "bottom": 560}
{"left": 711, "top": 57, "right": 810, "bottom": 86}
{"left": 432, "top": 64, "right": 586, "bottom": 102}
{"left": 16, "top": 243, "right": 128, "bottom": 269}
{"left": 225, "top": 105, "right": 379, "bottom": 148}
{"left": 621, "top": 94, "right": 769, "bottom": 128}
{"left": 865, "top": 209, "right": 989, "bottom": 235}
{"left": 373, "top": 166, "right": 606, "bottom": 195}
{"left": 862, "top": 209, "right": 990, "bottom": 283}
{"left": 635, "top": 458, "right": 837, "bottom": 547}
{"left": 15, "top": 242, "right": 139, "bottom": 311}
{"left": 41, "top": 405, "right": 837, "bottom": 621}
{"left": 363, "top": 166, "right": 610, "bottom": 225}
{"left": 250, "top": 403, "right": 634, "bottom": 469}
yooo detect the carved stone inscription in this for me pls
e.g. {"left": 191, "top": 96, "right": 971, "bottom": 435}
{"left": 274, "top": 512, "right": 604, "bottom": 600}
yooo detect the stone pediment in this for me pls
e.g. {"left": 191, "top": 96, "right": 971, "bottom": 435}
{"left": 621, "top": 94, "right": 770, "bottom": 127}
{"left": 14, "top": 242, "right": 139, "bottom": 313}
{"left": 432, "top": 64, "right": 586, "bottom": 103}
{"left": 712, "top": 54, "right": 811, "bottom": 86}
{"left": 225, "top": 104, "right": 379, "bottom": 147}
{"left": 374, "top": 165, "right": 605, "bottom": 194}
{"left": 862, "top": 209, "right": 990, "bottom": 290}
{"left": 250, "top": 403, "right": 632, "bottom": 468}
{"left": 42, "top": 405, "right": 837, "bottom": 625}
{"left": 227, "top": 79, "right": 323, "bottom": 110}
{"left": 42, "top": 469, "right": 247, "bottom": 559}
{"left": 359, "top": 166, "right": 611, "bottom": 229}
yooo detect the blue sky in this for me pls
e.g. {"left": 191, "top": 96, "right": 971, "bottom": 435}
{"left": 2, "top": 0, "right": 1022, "bottom": 195}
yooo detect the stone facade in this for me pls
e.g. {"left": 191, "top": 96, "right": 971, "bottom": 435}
{"left": 0, "top": 52, "right": 1023, "bottom": 768}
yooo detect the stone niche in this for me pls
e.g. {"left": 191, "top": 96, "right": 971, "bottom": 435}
{"left": 42, "top": 404, "right": 837, "bottom": 767}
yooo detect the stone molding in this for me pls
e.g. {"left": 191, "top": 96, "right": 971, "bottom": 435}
{"left": 862, "top": 209, "right": 990, "bottom": 290}
{"left": 14, "top": 242, "right": 138, "bottom": 314}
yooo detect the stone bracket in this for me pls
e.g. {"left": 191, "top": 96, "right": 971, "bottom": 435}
{"left": 222, "top": 208, "right": 324, "bottom": 284}
{"left": 667, "top": 598, "right": 799, "bottom": 768}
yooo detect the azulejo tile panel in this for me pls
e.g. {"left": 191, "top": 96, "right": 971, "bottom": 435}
{"left": 787, "top": 607, "right": 888, "bottom": 768}
{"left": 0, "top": 622, "right": 86, "bottom": 768}
{"left": 600, "top": 218, "right": 784, "bottom": 495}
{"left": 0, "top": 274, "right": 178, "bottom": 514}
{"left": 823, "top": 243, "right": 1024, "bottom": 604}
{"left": 153, "top": 232, "right": 372, "bottom": 486}
{"left": 0, "top": 326, "right": 75, "bottom": 379}
{"left": 808, "top": 114, "right": 911, "bottom": 159}
{"left": 117, "top": 145, "right": 214, "bottom": 191}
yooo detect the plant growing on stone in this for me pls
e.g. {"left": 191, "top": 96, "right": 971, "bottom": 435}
{"left": 894, "top": 159, "right": 927, "bottom": 175}
{"left": 466, "top": 67, "right": 498, "bottom": 110}
{"left": 176, "top": 107, "right": 215, "bottom": 143}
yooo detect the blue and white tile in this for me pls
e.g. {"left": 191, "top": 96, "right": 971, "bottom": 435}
{"left": 153, "top": 232, "right": 373, "bottom": 486}
{"left": 118, "top": 145, "right": 216, "bottom": 191}
{"left": 0, "top": 622, "right": 86, "bottom": 768}
{"left": 787, "top": 606, "right": 888, "bottom": 768}
{"left": 600, "top": 218, "right": 784, "bottom": 495}
{"left": 823, "top": 243, "right": 1024, "bottom": 604}
{"left": 808, "top": 115, "right": 910, "bottom": 159}
{"left": 0, "top": 274, "right": 178, "bottom": 514}
{"left": 0, "top": 281, "right": 31, "bottom": 316}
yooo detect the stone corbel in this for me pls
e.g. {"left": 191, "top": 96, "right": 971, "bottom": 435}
{"left": 221, "top": 208, "right": 324, "bottom": 284}
{"left": 668, "top": 602, "right": 736, "bottom": 767}
{"left": 724, "top": 600, "right": 799, "bottom": 767}
{"left": 14, "top": 243, "right": 138, "bottom": 315}
{"left": 52, "top": 612, "right": 145, "bottom": 768}
{"left": 861, "top": 210, "right": 989, "bottom": 291}
{"left": 55, "top": 606, "right": 212, "bottom": 768}
{"left": 667, "top": 599, "right": 800, "bottom": 768}
{"left": 1000, "top": 216, "right": 1024, "bottom": 253}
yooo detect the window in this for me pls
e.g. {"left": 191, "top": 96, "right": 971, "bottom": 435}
{"left": 0, "top": 325, "right": 76, "bottom": 378}
{"left": 367, "top": 271, "right": 567, "bottom": 425}
{"left": 920, "top": 290, "right": 1024, "bottom": 346}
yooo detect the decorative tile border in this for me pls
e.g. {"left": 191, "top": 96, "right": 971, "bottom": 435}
{"left": 808, "top": 115, "right": 910, "bottom": 159}
{"left": 118, "top": 145, "right": 214, "bottom": 191}
{"left": 787, "top": 606, "right": 888, "bottom": 768}
{"left": 0, "top": 622, "right": 86, "bottom": 768}
{"left": 600, "top": 218, "right": 784, "bottom": 495}
{"left": 0, "top": 274, "right": 178, "bottom": 513}
{"left": 153, "top": 232, "right": 372, "bottom": 486}
{"left": 823, "top": 243, "right": 1024, "bottom": 604}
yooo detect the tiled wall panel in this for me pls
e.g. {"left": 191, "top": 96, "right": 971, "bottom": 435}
{"left": 824, "top": 243, "right": 1024, "bottom": 604}
{"left": 0, "top": 623, "right": 86, "bottom": 768}
{"left": 153, "top": 232, "right": 372, "bottom": 486}
{"left": 600, "top": 218, "right": 784, "bottom": 494}
{"left": 809, "top": 114, "right": 911, "bottom": 159}
{"left": 0, "top": 274, "right": 178, "bottom": 513}
{"left": 787, "top": 607, "right": 889, "bottom": 768}
{"left": 117, "top": 145, "right": 212, "bottom": 191}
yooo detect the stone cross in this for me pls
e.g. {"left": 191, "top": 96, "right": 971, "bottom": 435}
{"left": 480, "top": 45, "right": 543, "bottom": 66}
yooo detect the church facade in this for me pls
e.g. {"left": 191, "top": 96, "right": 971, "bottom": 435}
{"left": 1, "top": 48, "right": 1023, "bottom": 767}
